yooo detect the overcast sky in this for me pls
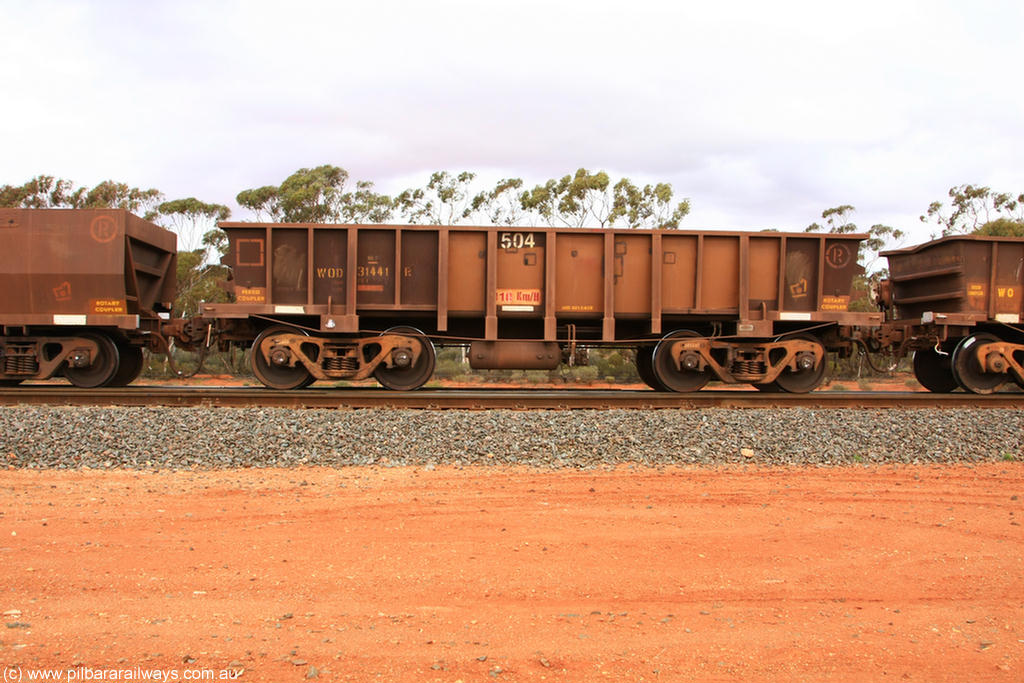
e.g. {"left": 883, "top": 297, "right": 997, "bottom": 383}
{"left": 3, "top": 0, "right": 1022, "bottom": 245}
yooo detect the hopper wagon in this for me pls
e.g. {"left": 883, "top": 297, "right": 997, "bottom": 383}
{"left": 0, "top": 209, "right": 177, "bottom": 387}
{"left": 203, "top": 221, "right": 880, "bottom": 392}
{"left": 878, "top": 235, "right": 1024, "bottom": 393}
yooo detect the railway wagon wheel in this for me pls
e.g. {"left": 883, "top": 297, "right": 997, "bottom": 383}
{"left": 107, "top": 344, "right": 145, "bottom": 387}
{"left": 373, "top": 326, "right": 436, "bottom": 391}
{"left": 912, "top": 344, "right": 959, "bottom": 393}
{"left": 250, "top": 326, "right": 315, "bottom": 390}
{"left": 773, "top": 335, "right": 827, "bottom": 394}
{"left": 951, "top": 332, "right": 1006, "bottom": 394}
{"left": 634, "top": 346, "right": 667, "bottom": 391}
{"left": 651, "top": 330, "right": 711, "bottom": 392}
{"left": 64, "top": 332, "right": 121, "bottom": 388}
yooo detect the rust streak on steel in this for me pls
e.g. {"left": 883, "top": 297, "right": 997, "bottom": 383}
{"left": 0, "top": 387, "right": 1021, "bottom": 410}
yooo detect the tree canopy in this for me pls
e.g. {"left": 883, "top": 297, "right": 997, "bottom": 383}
{"left": 516, "top": 169, "right": 690, "bottom": 229}
{"left": 236, "top": 165, "right": 692, "bottom": 229}
{"left": 974, "top": 217, "right": 1024, "bottom": 237}
{"left": 236, "top": 165, "right": 394, "bottom": 224}
{"left": 0, "top": 175, "right": 163, "bottom": 220}
{"left": 921, "top": 183, "right": 1024, "bottom": 236}
{"left": 158, "top": 197, "right": 231, "bottom": 252}
{"left": 394, "top": 171, "right": 477, "bottom": 225}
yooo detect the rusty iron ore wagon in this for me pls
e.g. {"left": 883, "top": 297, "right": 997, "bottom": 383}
{"left": 0, "top": 209, "right": 177, "bottom": 387}
{"left": 0, "top": 209, "right": 881, "bottom": 392}
{"left": 877, "top": 235, "right": 1024, "bottom": 394}
{"left": 203, "top": 220, "right": 879, "bottom": 392}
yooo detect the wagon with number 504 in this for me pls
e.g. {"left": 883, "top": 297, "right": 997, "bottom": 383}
{"left": 199, "top": 221, "right": 880, "bottom": 392}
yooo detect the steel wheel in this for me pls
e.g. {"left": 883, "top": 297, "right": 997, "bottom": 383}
{"left": 251, "top": 325, "right": 314, "bottom": 390}
{"left": 65, "top": 333, "right": 120, "bottom": 388}
{"left": 634, "top": 346, "right": 666, "bottom": 391}
{"left": 773, "top": 335, "right": 827, "bottom": 394}
{"left": 108, "top": 344, "right": 144, "bottom": 387}
{"left": 951, "top": 333, "right": 1005, "bottom": 394}
{"left": 373, "top": 326, "right": 435, "bottom": 391}
{"left": 912, "top": 344, "right": 958, "bottom": 393}
{"left": 651, "top": 330, "right": 711, "bottom": 392}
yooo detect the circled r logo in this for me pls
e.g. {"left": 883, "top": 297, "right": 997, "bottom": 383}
{"left": 90, "top": 215, "right": 119, "bottom": 243}
{"left": 825, "top": 243, "right": 851, "bottom": 269}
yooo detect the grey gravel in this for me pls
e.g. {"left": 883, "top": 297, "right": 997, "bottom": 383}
{"left": 0, "top": 406, "right": 1021, "bottom": 469}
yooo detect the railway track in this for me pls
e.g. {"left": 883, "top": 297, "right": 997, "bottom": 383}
{"left": 0, "top": 385, "right": 1021, "bottom": 409}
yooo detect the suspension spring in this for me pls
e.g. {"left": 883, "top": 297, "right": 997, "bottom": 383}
{"left": 324, "top": 356, "right": 358, "bottom": 372}
{"left": 730, "top": 359, "right": 765, "bottom": 378}
{"left": 3, "top": 352, "right": 38, "bottom": 376}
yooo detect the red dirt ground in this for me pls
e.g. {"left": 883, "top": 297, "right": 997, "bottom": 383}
{"left": 2, "top": 464, "right": 1022, "bottom": 682}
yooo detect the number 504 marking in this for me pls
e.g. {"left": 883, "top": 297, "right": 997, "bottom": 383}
{"left": 499, "top": 232, "right": 536, "bottom": 249}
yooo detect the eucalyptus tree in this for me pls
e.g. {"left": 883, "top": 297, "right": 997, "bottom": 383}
{"left": 0, "top": 175, "right": 163, "bottom": 219}
{"left": 394, "top": 171, "right": 478, "bottom": 225}
{"left": 922, "top": 184, "right": 1024, "bottom": 236}
{"left": 236, "top": 165, "right": 393, "bottom": 224}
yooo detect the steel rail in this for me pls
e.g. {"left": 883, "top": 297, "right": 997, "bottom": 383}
{"left": 0, "top": 386, "right": 1021, "bottom": 409}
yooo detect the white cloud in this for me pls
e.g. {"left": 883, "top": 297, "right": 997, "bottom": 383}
{"left": 1, "top": 0, "right": 1022, "bottom": 240}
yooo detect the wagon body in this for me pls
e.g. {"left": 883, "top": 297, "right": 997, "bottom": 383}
{"left": 208, "top": 222, "right": 876, "bottom": 341}
{"left": 0, "top": 208, "right": 177, "bottom": 330}
{"left": 0, "top": 209, "right": 176, "bottom": 386}
{"left": 883, "top": 235, "right": 1024, "bottom": 326}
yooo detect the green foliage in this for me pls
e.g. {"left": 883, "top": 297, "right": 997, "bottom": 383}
{"left": 236, "top": 165, "right": 394, "bottom": 224}
{"left": 233, "top": 166, "right": 690, "bottom": 230}
{"left": 805, "top": 204, "right": 857, "bottom": 234}
{"left": 339, "top": 180, "right": 394, "bottom": 223}
{"left": 79, "top": 181, "right": 163, "bottom": 220}
{"left": 395, "top": 171, "right": 477, "bottom": 225}
{"left": 519, "top": 169, "right": 690, "bottom": 229}
{"left": 609, "top": 178, "right": 691, "bottom": 229}
{"left": 236, "top": 185, "right": 282, "bottom": 221}
{"left": 157, "top": 197, "right": 231, "bottom": 252}
{"left": 174, "top": 249, "right": 231, "bottom": 317}
{"left": 921, "top": 184, "right": 1024, "bottom": 236}
{"left": 433, "top": 347, "right": 471, "bottom": 380}
{"left": 974, "top": 217, "right": 1024, "bottom": 237}
{"left": 521, "top": 168, "right": 613, "bottom": 227}
{"left": 279, "top": 164, "right": 349, "bottom": 223}
{"left": 472, "top": 177, "right": 526, "bottom": 226}
{"left": 0, "top": 175, "right": 77, "bottom": 207}
{"left": 571, "top": 365, "right": 600, "bottom": 383}
{"left": 156, "top": 198, "right": 233, "bottom": 320}
{"left": 589, "top": 349, "right": 641, "bottom": 382}
{"left": 0, "top": 175, "right": 163, "bottom": 219}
